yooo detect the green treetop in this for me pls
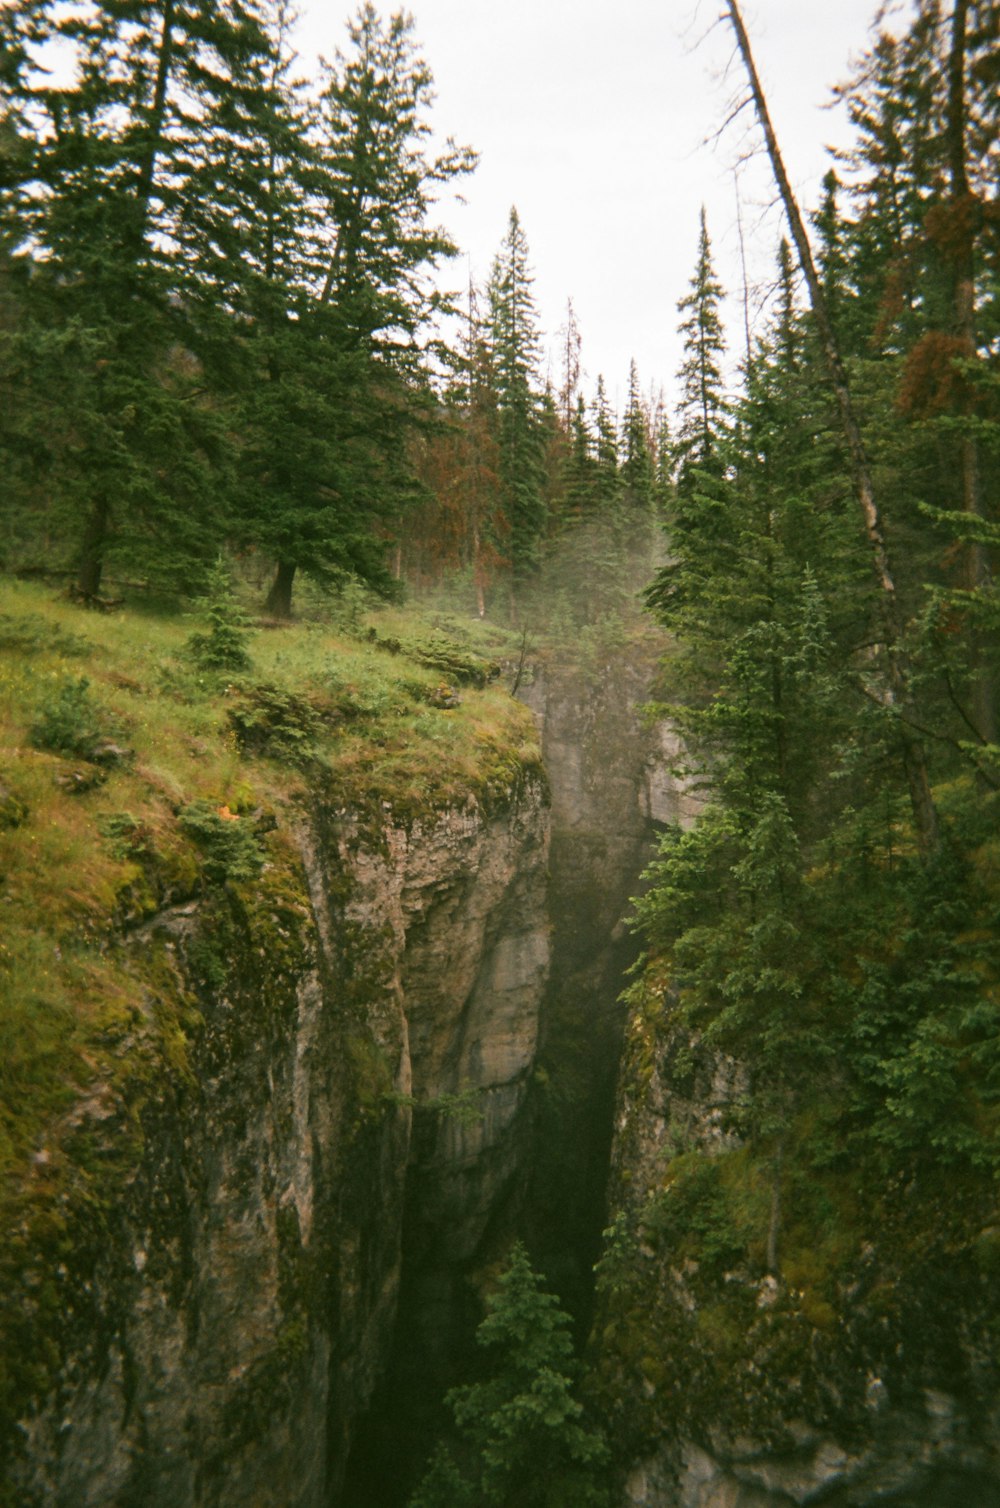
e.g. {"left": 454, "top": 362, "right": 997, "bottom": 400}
{"left": 620, "top": 358, "right": 655, "bottom": 522}
{"left": 673, "top": 206, "right": 728, "bottom": 494}
{"left": 409, "top": 1242, "right": 610, "bottom": 1508}
{"left": 488, "top": 207, "right": 547, "bottom": 586}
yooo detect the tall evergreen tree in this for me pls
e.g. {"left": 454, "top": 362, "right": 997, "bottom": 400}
{"left": 561, "top": 394, "right": 596, "bottom": 523}
{"left": 831, "top": 6, "right": 950, "bottom": 355}
{"left": 409, "top": 1244, "right": 610, "bottom": 1508}
{"left": 827, "top": 0, "right": 999, "bottom": 765}
{"left": 590, "top": 374, "right": 620, "bottom": 517}
{"left": 620, "top": 358, "right": 654, "bottom": 522}
{"left": 488, "top": 206, "right": 547, "bottom": 586}
{"left": 673, "top": 207, "right": 728, "bottom": 494}
{"left": 647, "top": 212, "right": 730, "bottom": 623}
{"left": 253, "top": 3, "right": 476, "bottom": 615}
{"left": 0, "top": 0, "right": 286, "bottom": 595}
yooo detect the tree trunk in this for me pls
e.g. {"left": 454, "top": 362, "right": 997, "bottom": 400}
{"left": 723, "top": 0, "right": 939, "bottom": 856}
{"left": 76, "top": 498, "right": 110, "bottom": 600}
{"left": 473, "top": 522, "right": 486, "bottom": 618}
{"left": 134, "top": 0, "right": 177, "bottom": 241}
{"left": 265, "top": 559, "right": 297, "bottom": 618}
{"left": 767, "top": 1138, "right": 784, "bottom": 1277}
{"left": 946, "top": 0, "right": 995, "bottom": 746}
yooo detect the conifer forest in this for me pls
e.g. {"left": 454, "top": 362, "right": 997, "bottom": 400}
{"left": 1, "top": 2, "right": 1000, "bottom": 1506}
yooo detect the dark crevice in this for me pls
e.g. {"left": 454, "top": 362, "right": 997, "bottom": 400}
{"left": 339, "top": 657, "right": 663, "bottom": 1506}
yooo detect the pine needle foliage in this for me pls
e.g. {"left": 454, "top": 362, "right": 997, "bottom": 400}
{"left": 410, "top": 1243, "right": 612, "bottom": 1508}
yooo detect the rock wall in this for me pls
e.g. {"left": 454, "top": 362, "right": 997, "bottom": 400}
{"left": 593, "top": 1002, "right": 1000, "bottom": 1508}
{"left": 7, "top": 775, "right": 549, "bottom": 1508}
{"left": 521, "top": 640, "right": 698, "bottom": 1322}
{"left": 336, "top": 635, "right": 688, "bottom": 1504}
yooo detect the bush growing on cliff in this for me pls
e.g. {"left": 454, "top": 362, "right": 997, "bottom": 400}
{"left": 177, "top": 800, "right": 266, "bottom": 884}
{"left": 409, "top": 1243, "right": 611, "bottom": 1508}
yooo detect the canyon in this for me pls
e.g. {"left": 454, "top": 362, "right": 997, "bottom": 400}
{"left": 5, "top": 637, "right": 999, "bottom": 1507}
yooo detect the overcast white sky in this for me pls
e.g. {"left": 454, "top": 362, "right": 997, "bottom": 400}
{"left": 294, "top": 0, "right": 907, "bottom": 414}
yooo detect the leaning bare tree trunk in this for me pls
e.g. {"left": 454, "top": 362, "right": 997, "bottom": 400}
{"left": 723, "top": 0, "right": 939, "bottom": 856}
{"left": 946, "top": 0, "right": 995, "bottom": 747}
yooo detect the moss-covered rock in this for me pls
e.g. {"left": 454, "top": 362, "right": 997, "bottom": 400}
{"left": 0, "top": 581, "right": 550, "bottom": 1508}
{"left": 589, "top": 980, "right": 1000, "bottom": 1504}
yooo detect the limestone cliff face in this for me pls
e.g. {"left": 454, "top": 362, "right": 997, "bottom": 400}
{"left": 594, "top": 1005, "right": 1000, "bottom": 1508}
{"left": 7, "top": 775, "right": 549, "bottom": 1508}
{"left": 337, "top": 637, "right": 682, "bottom": 1506}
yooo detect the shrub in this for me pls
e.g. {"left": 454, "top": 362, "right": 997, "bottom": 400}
{"left": 183, "top": 559, "right": 253, "bottom": 673}
{"left": 29, "top": 677, "right": 108, "bottom": 759}
{"left": 177, "top": 800, "right": 265, "bottom": 883}
{"left": 227, "top": 683, "right": 328, "bottom": 766}
{"left": 0, "top": 614, "right": 92, "bottom": 658}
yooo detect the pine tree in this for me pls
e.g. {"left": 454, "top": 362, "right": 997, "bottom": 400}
{"left": 638, "top": 244, "right": 870, "bottom": 1265}
{"left": 317, "top": 3, "right": 475, "bottom": 352}
{"left": 813, "top": 168, "right": 850, "bottom": 335}
{"left": 0, "top": 0, "right": 285, "bottom": 596}
{"left": 651, "top": 402, "right": 674, "bottom": 518}
{"left": 828, "top": 0, "right": 999, "bottom": 763}
{"left": 646, "top": 213, "right": 730, "bottom": 623}
{"left": 488, "top": 207, "right": 547, "bottom": 588}
{"left": 409, "top": 1243, "right": 611, "bottom": 1508}
{"left": 253, "top": 3, "right": 476, "bottom": 616}
{"left": 620, "top": 358, "right": 654, "bottom": 523}
{"left": 561, "top": 394, "right": 596, "bottom": 522}
{"left": 673, "top": 207, "right": 728, "bottom": 494}
{"left": 0, "top": 2, "right": 54, "bottom": 250}
{"left": 590, "top": 375, "right": 620, "bottom": 517}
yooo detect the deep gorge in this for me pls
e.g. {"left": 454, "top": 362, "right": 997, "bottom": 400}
{"left": 342, "top": 641, "right": 680, "bottom": 1505}
{"left": 4, "top": 633, "right": 675, "bottom": 1508}
{"left": 5, "top": 618, "right": 1000, "bottom": 1507}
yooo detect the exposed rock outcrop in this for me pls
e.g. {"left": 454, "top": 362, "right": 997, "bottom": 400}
{"left": 593, "top": 998, "right": 1000, "bottom": 1507}
{"left": 6, "top": 775, "right": 549, "bottom": 1508}
{"left": 625, "top": 1405, "right": 1000, "bottom": 1508}
{"left": 522, "top": 642, "right": 681, "bottom": 1317}
{"left": 341, "top": 642, "right": 677, "bottom": 1503}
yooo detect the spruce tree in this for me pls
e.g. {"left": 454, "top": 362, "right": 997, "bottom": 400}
{"left": 253, "top": 3, "right": 476, "bottom": 615}
{"left": 317, "top": 2, "right": 475, "bottom": 353}
{"left": 590, "top": 375, "right": 620, "bottom": 517}
{"left": 488, "top": 206, "right": 547, "bottom": 587}
{"left": 638, "top": 244, "right": 869, "bottom": 1264}
{"left": 672, "top": 206, "right": 728, "bottom": 495}
{"left": 620, "top": 358, "right": 655, "bottom": 525}
{"left": 827, "top": 0, "right": 999, "bottom": 763}
{"left": 646, "top": 212, "right": 729, "bottom": 623}
{"left": 0, "top": 0, "right": 284, "bottom": 596}
{"left": 561, "top": 394, "right": 596, "bottom": 522}
{"left": 409, "top": 1243, "right": 610, "bottom": 1508}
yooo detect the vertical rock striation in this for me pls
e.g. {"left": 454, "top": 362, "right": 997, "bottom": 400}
{"left": 521, "top": 638, "right": 690, "bottom": 1319}
{"left": 6, "top": 773, "right": 549, "bottom": 1508}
